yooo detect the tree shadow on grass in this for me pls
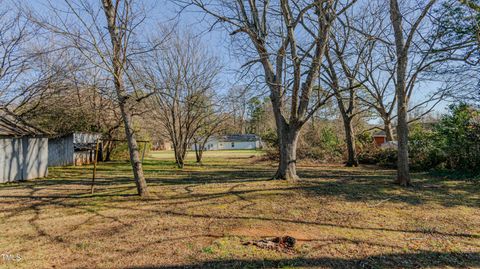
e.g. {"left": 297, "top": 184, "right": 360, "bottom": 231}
{"left": 0, "top": 179, "right": 478, "bottom": 266}
{"left": 1, "top": 160, "right": 478, "bottom": 209}
{"left": 295, "top": 167, "right": 480, "bottom": 208}
{"left": 1, "top": 160, "right": 478, "bottom": 269}
{"left": 1, "top": 159, "right": 478, "bottom": 209}
{"left": 1, "top": 177, "right": 478, "bottom": 241}
{"left": 126, "top": 251, "right": 480, "bottom": 269}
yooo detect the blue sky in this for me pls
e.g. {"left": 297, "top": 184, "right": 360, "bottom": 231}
{"left": 26, "top": 0, "right": 243, "bottom": 88}
{"left": 158, "top": 1, "right": 452, "bottom": 114}
{"left": 25, "top": 0, "right": 454, "bottom": 115}
{"left": 158, "top": 1, "right": 244, "bottom": 88}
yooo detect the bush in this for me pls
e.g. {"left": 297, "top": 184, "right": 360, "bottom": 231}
{"left": 356, "top": 132, "right": 378, "bottom": 164}
{"left": 376, "top": 148, "right": 397, "bottom": 168}
{"left": 260, "top": 129, "right": 279, "bottom": 161}
{"left": 297, "top": 125, "right": 343, "bottom": 163}
{"left": 435, "top": 104, "right": 480, "bottom": 172}
{"left": 356, "top": 132, "right": 374, "bottom": 152}
{"left": 261, "top": 129, "right": 279, "bottom": 149}
{"left": 359, "top": 104, "right": 480, "bottom": 174}
{"left": 110, "top": 141, "right": 151, "bottom": 161}
{"left": 357, "top": 149, "right": 378, "bottom": 164}
{"left": 260, "top": 125, "right": 344, "bottom": 163}
{"left": 408, "top": 123, "right": 445, "bottom": 170}
{"left": 358, "top": 147, "right": 397, "bottom": 168}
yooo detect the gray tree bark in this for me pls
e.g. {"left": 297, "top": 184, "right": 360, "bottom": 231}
{"left": 194, "top": 142, "right": 203, "bottom": 163}
{"left": 384, "top": 120, "right": 395, "bottom": 142}
{"left": 390, "top": 0, "right": 411, "bottom": 186}
{"left": 184, "top": 0, "right": 356, "bottom": 182}
{"left": 343, "top": 117, "right": 358, "bottom": 167}
{"left": 173, "top": 139, "right": 188, "bottom": 168}
{"left": 275, "top": 122, "right": 300, "bottom": 181}
{"left": 389, "top": 0, "right": 437, "bottom": 186}
{"left": 102, "top": 0, "right": 149, "bottom": 196}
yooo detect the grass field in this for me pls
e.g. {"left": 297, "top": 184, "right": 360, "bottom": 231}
{"left": 0, "top": 150, "right": 479, "bottom": 268}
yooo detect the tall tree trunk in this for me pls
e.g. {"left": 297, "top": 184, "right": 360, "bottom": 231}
{"left": 120, "top": 106, "right": 150, "bottom": 194}
{"left": 384, "top": 120, "right": 395, "bottom": 142}
{"left": 174, "top": 140, "right": 189, "bottom": 168}
{"left": 194, "top": 142, "right": 203, "bottom": 163}
{"left": 196, "top": 149, "right": 204, "bottom": 163}
{"left": 174, "top": 146, "right": 185, "bottom": 168}
{"left": 97, "top": 142, "right": 104, "bottom": 162}
{"left": 269, "top": 80, "right": 302, "bottom": 182}
{"left": 195, "top": 136, "right": 211, "bottom": 164}
{"left": 104, "top": 140, "right": 115, "bottom": 162}
{"left": 396, "top": 95, "right": 411, "bottom": 186}
{"left": 102, "top": 0, "right": 149, "bottom": 196}
{"left": 176, "top": 156, "right": 184, "bottom": 168}
{"left": 194, "top": 142, "right": 200, "bottom": 162}
{"left": 390, "top": 0, "right": 412, "bottom": 186}
{"left": 101, "top": 141, "right": 108, "bottom": 162}
{"left": 105, "top": 147, "right": 112, "bottom": 162}
{"left": 274, "top": 122, "right": 300, "bottom": 182}
{"left": 343, "top": 116, "right": 358, "bottom": 167}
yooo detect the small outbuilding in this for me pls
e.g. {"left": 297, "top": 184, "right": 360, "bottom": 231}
{"left": 197, "top": 134, "right": 263, "bottom": 151}
{"left": 48, "top": 132, "right": 102, "bottom": 167}
{"left": 373, "top": 130, "right": 398, "bottom": 149}
{"left": 373, "top": 131, "right": 387, "bottom": 146}
{"left": 0, "top": 111, "right": 49, "bottom": 183}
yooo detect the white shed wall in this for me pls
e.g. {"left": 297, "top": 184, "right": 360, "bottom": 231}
{"left": 48, "top": 135, "right": 75, "bottom": 167}
{"left": 0, "top": 137, "right": 49, "bottom": 183}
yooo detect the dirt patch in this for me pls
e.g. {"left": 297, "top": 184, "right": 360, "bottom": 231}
{"left": 229, "top": 226, "right": 315, "bottom": 244}
{"left": 243, "top": 236, "right": 296, "bottom": 253}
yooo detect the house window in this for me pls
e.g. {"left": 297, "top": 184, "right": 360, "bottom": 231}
{"left": 231, "top": 142, "right": 235, "bottom": 148}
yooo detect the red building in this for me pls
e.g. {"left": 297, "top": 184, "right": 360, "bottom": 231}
{"left": 373, "top": 131, "right": 387, "bottom": 146}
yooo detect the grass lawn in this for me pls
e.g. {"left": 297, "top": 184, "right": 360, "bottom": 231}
{"left": 0, "top": 150, "right": 479, "bottom": 268}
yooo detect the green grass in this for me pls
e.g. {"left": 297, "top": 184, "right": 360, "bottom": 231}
{"left": 0, "top": 151, "right": 478, "bottom": 268}
{"left": 150, "top": 149, "right": 264, "bottom": 160}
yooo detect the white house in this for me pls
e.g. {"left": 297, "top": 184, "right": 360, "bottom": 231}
{"left": 195, "top": 134, "right": 263, "bottom": 150}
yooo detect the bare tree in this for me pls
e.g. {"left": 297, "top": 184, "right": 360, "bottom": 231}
{"left": 339, "top": 2, "right": 398, "bottom": 142}
{"left": 359, "top": 48, "right": 397, "bottom": 141}
{"left": 431, "top": 0, "right": 480, "bottom": 103}
{"left": 357, "top": 20, "right": 447, "bottom": 143}
{"left": 145, "top": 32, "right": 221, "bottom": 168}
{"left": 192, "top": 112, "right": 228, "bottom": 163}
{"left": 101, "top": 0, "right": 149, "bottom": 195}
{"left": 225, "top": 86, "right": 253, "bottom": 134}
{"left": 181, "top": 0, "right": 357, "bottom": 181}
{"left": 389, "top": 0, "right": 437, "bottom": 186}
{"left": 0, "top": 4, "right": 37, "bottom": 113}
{"left": 322, "top": 9, "right": 374, "bottom": 167}
{"left": 26, "top": 0, "right": 167, "bottom": 196}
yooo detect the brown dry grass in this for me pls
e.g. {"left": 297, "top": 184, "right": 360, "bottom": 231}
{"left": 0, "top": 150, "right": 479, "bottom": 269}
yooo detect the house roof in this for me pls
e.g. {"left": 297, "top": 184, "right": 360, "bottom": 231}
{"left": 214, "top": 134, "right": 261, "bottom": 142}
{"left": 373, "top": 130, "right": 386, "bottom": 137}
{"left": 0, "top": 109, "right": 45, "bottom": 137}
{"left": 50, "top": 132, "right": 102, "bottom": 150}
{"left": 73, "top": 132, "right": 102, "bottom": 145}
